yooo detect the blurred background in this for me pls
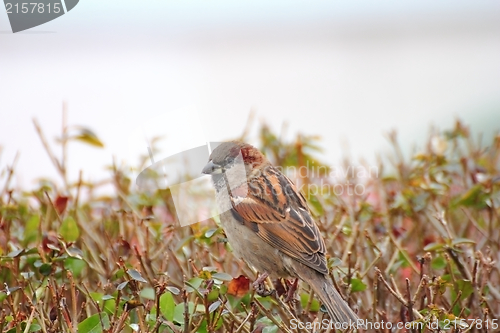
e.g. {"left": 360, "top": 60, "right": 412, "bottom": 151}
{"left": 1, "top": 0, "right": 500, "bottom": 189}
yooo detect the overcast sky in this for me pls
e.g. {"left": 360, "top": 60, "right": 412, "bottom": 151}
{"left": 1, "top": 1, "right": 499, "bottom": 190}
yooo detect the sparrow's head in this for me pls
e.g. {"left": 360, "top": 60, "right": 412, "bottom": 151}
{"left": 202, "top": 141, "right": 267, "bottom": 185}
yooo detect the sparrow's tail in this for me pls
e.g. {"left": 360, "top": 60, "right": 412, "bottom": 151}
{"left": 301, "top": 271, "right": 360, "bottom": 325}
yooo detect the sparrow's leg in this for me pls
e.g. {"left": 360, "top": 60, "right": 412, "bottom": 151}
{"left": 252, "top": 272, "right": 274, "bottom": 297}
{"left": 284, "top": 278, "right": 299, "bottom": 303}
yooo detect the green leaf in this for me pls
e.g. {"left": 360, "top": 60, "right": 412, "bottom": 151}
{"left": 65, "top": 257, "right": 86, "bottom": 277}
{"left": 24, "top": 215, "right": 40, "bottom": 245}
{"left": 431, "top": 256, "right": 447, "bottom": 270}
{"left": 196, "top": 320, "right": 208, "bottom": 333}
{"left": 7, "top": 249, "right": 24, "bottom": 258}
{"left": 441, "top": 274, "right": 451, "bottom": 283}
{"left": 66, "top": 246, "right": 84, "bottom": 259}
{"left": 117, "top": 281, "right": 129, "bottom": 290}
{"left": 173, "top": 302, "right": 194, "bottom": 325}
{"left": 350, "top": 278, "right": 367, "bottom": 292}
{"left": 328, "top": 257, "right": 343, "bottom": 268}
{"left": 262, "top": 326, "right": 279, "bottom": 333}
{"left": 204, "top": 228, "right": 219, "bottom": 238}
{"left": 39, "top": 263, "right": 52, "bottom": 276}
{"left": 185, "top": 277, "right": 203, "bottom": 293}
{"left": 26, "top": 323, "right": 41, "bottom": 332}
{"left": 13, "top": 322, "right": 42, "bottom": 333}
{"left": 212, "top": 272, "right": 233, "bottom": 282}
{"left": 78, "top": 313, "right": 110, "bottom": 333}
{"left": 207, "top": 289, "right": 219, "bottom": 302}
{"left": 300, "top": 293, "right": 320, "bottom": 312}
{"left": 202, "top": 266, "right": 217, "bottom": 272}
{"left": 59, "top": 216, "right": 79, "bottom": 242}
{"left": 127, "top": 269, "right": 147, "bottom": 283}
{"left": 140, "top": 287, "right": 155, "bottom": 300}
{"left": 71, "top": 127, "right": 104, "bottom": 148}
{"left": 159, "top": 292, "right": 175, "bottom": 322}
{"left": 451, "top": 238, "right": 475, "bottom": 247}
{"left": 166, "top": 286, "right": 180, "bottom": 295}
{"left": 89, "top": 292, "right": 104, "bottom": 302}
{"left": 456, "top": 279, "right": 473, "bottom": 300}
{"left": 3, "top": 287, "right": 20, "bottom": 295}
{"left": 219, "top": 284, "right": 228, "bottom": 295}
{"left": 423, "top": 242, "right": 445, "bottom": 252}
{"left": 453, "top": 184, "right": 487, "bottom": 208}
{"left": 103, "top": 299, "right": 116, "bottom": 316}
{"left": 209, "top": 300, "right": 221, "bottom": 313}
{"left": 20, "top": 272, "right": 35, "bottom": 279}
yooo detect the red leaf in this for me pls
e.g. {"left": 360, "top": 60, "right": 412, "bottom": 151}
{"left": 401, "top": 267, "right": 412, "bottom": 280}
{"left": 42, "top": 231, "right": 60, "bottom": 253}
{"left": 227, "top": 275, "right": 250, "bottom": 297}
{"left": 54, "top": 195, "right": 69, "bottom": 215}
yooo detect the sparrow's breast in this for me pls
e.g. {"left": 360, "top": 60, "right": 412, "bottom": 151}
{"left": 215, "top": 189, "right": 292, "bottom": 278}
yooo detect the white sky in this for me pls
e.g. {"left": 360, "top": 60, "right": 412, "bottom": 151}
{"left": 1, "top": 1, "right": 499, "bottom": 190}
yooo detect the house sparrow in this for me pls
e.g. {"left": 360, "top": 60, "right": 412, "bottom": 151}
{"left": 202, "top": 141, "right": 359, "bottom": 324}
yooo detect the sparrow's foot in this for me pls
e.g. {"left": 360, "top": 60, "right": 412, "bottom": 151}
{"left": 253, "top": 272, "right": 275, "bottom": 297}
{"left": 283, "top": 278, "right": 299, "bottom": 303}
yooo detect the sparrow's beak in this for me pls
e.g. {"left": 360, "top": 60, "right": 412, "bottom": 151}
{"left": 202, "top": 160, "right": 222, "bottom": 175}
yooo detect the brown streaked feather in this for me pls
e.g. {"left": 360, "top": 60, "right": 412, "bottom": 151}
{"left": 228, "top": 165, "right": 328, "bottom": 275}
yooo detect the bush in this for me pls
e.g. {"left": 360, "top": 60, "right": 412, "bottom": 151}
{"left": 0, "top": 118, "right": 498, "bottom": 332}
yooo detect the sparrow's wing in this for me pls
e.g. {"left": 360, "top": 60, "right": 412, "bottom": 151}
{"left": 228, "top": 165, "right": 328, "bottom": 275}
